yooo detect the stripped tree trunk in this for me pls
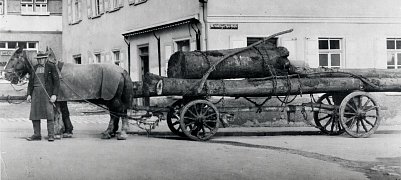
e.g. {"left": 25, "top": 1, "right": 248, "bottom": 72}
{"left": 132, "top": 73, "right": 401, "bottom": 98}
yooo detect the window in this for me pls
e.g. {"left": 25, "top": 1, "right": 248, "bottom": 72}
{"left": 113, "top": 50, "right": 120, "bottom": 65}
{"left": 174, "top": 39, "right": 190, "bottom": 52}
{"left": 387, "top": 38, "right": 401, "bottom": 69}
{"left": 74, "top": 55, "right": 82, "bottom": 64}
{"left": 0, "top": 0, "right": 4, "bottom": 15}
{"left": 0, "top": 41, "right": 38, "bottom": 50}
{"left": 247, "top": 37, "right": 278, "bottom": 47}
{"left": 95, "top": 53, "right": 101, "bottom": 63}
{"left": 21, "top": 0, "right": 48, "bottom": 14}
{"left": 318, "top": 38, "right": 342, "bottom": 68}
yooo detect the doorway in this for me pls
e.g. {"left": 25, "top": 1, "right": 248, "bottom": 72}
{"left": 139, "top": 45, "right": 150, "bottom": 106}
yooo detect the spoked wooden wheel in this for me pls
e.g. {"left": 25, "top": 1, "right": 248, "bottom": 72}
{"left": 339, "top": 92, "right": 381, "bottom": 138}
{"left": 167, "top": 100, "right": 186, "bottom": 137}
{"left": 180, "top": 100, "right": 219, "bottom": 141}
{"left": 313, "top": 93, "right": 346, "bottom": 135}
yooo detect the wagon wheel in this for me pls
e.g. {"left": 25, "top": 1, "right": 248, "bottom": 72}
{"left": 180, "top": 100, "right": 219, "bottom": 141}
{"left": 339, "top": 92, "right": 381, "bottom": 138}
{"left": 166, "top": 100, "right": 186, "bottom": 137}
{"left": 313, "top": 93, "right": 346, "bottom": 135}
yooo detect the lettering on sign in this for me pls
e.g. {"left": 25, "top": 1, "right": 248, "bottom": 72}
{"left": 210, "top": 24, "right": 238, "bottom": 30}
{"left": 0, "top": 51, "right": 13, "bottom": 56}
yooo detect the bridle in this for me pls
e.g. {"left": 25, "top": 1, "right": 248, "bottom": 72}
{"left": 4, "top": 56, "right": 30, "bottom": 84}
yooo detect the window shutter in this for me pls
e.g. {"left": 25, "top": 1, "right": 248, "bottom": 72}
{"left": 120, "top": 51, "right": 125, "bottom": 62}
{"left": 305, "top": 37, "right": 319, "bottom": 68}
{"left": 104, "top": 0, "right": 110, "bottom": 12}
{"left": 280, "top": 38, "right": 297, "bottom": 61}
{"left": 67, "top": 0, "right": 73, "bottom": 24}
{"left": 345, "top": 38, "right": 358, "bottom": 68}
{"left": 86, "top": 0, "right": 92, "bottom": 18}
{"left": 99, "top": 0, "right": 104, "bottom": 14}
{"left": 118, "top": 0, "right": 124, "bottom": 8}
{"left": 374, "top": 37, "right": 387, "bottom": 69}
{"left": 92, "top": 0, "right": 96, "bottom": 17}
{"left": 190, "top": 39, "right": 197, "bottom": 51}
{"left": 78, "top": 0, "right": 82, "bottom": 20}
{"left": 229, "top": 36, "right": 246, "bottom": 49}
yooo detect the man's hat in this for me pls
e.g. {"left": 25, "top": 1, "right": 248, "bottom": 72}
{"left": 35, "top": 51, "right": 48, "bottom": 59}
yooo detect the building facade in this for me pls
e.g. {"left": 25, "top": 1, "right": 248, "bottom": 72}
{"left": 0, "top": 0, "right": 62, "bottom": 68}
{"left": 63, "top": 0, "right": 401, "bottom": 84}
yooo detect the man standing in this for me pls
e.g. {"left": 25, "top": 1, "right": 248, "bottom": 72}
{"left": 26, "top": 51, "right": 60, "bottom": 142}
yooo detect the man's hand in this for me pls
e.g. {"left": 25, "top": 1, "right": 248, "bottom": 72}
{"left": 27, "top": 95, "right": 31, "bottom": 103}
{"left": 50, "top": 95, "right": 57, "bottom": 103}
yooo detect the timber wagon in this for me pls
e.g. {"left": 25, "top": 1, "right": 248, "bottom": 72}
{"left": 128, "top": 29, "right": 401, "bottom": 141}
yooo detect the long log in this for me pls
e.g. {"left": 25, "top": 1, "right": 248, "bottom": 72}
{"left": 294, "top": 67, "right": 401, "bottom": 78}
{"left": 167, "top": 44, "right": 292, "bottom": 79}
{"left": 0, "top": 95, "right": 26, "bottom": 102}
{"left": 131, "top": 73, "right": 401, "bottom": 98}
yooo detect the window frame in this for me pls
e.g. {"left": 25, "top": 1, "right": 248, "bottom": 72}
{"left": 0, "top": 41, "right": 38, "bottom": 51}
{"left": 318, "top": 38, "right": 343, "bottom": 68}
{"left": 94, "top": 53, "right": 101, "bottom": 63}
{"left": 0, "top": 0, "right": 4, "bottom": 15}
{"left": 21, "top": 0, "right": 49, "bottom": 15}
{"left": 386, "top": 38, "right": 401, "bottom": 69}
{"left": 173, "top": 38, "right": 191, "bottom": 52}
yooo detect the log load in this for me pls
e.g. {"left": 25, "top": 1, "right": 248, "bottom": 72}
{"left": 132, "top": 73, "right": 401, "bottom": 98}
{"left": 167, "top": 43, "right": 292, "bottom": 79}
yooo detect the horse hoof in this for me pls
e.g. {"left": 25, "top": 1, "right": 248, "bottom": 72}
{"left": 117, "top": 133, "right": 127, "bottom": 140}
{"left": 101, "top": 133, "right": 111, "bottom": 139}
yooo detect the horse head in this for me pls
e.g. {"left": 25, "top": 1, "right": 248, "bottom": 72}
{"left": 3, "top": 47, "right": 31, "bottom": 84}
{"left": 46, "top": 47, "right": 57, "bottom": 63}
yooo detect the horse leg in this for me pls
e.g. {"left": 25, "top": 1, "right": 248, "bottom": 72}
{"left": 117, "top": 109, "right": 129, "bottom": 140}
{"left": 101, "top": 114, "right": 119, "bottom": 139}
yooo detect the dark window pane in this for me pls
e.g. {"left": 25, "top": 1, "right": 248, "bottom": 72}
{"left": 28, "top": 42, "right": 36, "bottom": 48}
{"left": 387, "top": 53, "right": 395, "bottom": 65}
{"left": 8, "top": 42, "right": 17, "bottom": 49}
{"left": 330, "top": 40, "right": 340, "bottom": 49}
{"left": 387, "top": 66, "right": 395, "bottom": 69}
{"left": 396, "top": 40, "right": 401, "bottom": 49}
{"left": 319, "top": 40, "right": 328, "bottom": 49}
{"left": 398, "top": 53, "right": 401, "bottom": 65}
{"left": 387, "top": 40, "right": 395, "bottom": 49}
{"left": 74, "top": 57, "right": 81, "bottom": 64}
{"left": 331, "top": 54, "right": 341, "bottom": 66}
{"left": 319, "top": 54, "right": 328, "bottom": 66}
{"left": 247, "top": 37, "right": 277, "bottom": 47}
{"left": 0, "top": 42, "right": 5, "bottom": 48}
{"left": 18, "top": 42, "right": 27, "bottom": 49}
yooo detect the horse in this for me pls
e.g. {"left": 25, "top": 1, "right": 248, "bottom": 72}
{"left": 3, "top": 47, "right": 133, "bottom": 140}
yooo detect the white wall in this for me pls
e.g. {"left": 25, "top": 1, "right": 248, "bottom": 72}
{"left": 205, "top": 0, "right": 401, "bottom": 69}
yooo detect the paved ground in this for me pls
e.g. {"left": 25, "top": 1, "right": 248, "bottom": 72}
{"left": 0, "top": 100, "right": 400, "bottom": 180}
{"left": 1, "top": 113, "right": 401, "bottom": 180}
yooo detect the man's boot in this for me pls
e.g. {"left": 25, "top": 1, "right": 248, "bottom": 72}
{"left": 47, "top": 119, "right": 55, "bottom": 142}
{"left": 26, "top": 120, "right": 41, "bottom": 141}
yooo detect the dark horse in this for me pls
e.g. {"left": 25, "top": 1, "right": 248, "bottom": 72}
{"left": 4, "top": 47, "right": 133, "bottom": 140}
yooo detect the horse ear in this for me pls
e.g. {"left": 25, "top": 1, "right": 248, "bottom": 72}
{"left": 48, "top": 48, "right": 57, "bottom": 63}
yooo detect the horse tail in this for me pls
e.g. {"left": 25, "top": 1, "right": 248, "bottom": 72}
{"left": 121, "top": 70, "right": 134, "bottom": 109}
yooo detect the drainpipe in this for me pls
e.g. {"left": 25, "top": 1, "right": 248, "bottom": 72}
{"left": 124, "top": 38, "right": 131, "bottom": 76}
{"left": 199, "top": 0, "right": 208, "bottom": 51}
{"left": 153, "top": 32, "right": 161, "bottom": 76}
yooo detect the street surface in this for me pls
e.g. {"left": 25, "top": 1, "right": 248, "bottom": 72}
{"left": 0, "top": 102, "right": 401, "bottom": 180}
